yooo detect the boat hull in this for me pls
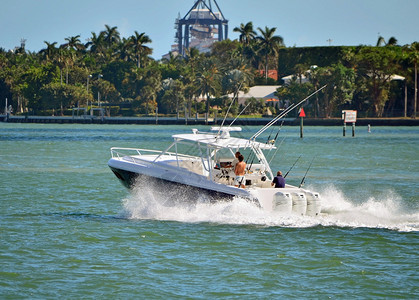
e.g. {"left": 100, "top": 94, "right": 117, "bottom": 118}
{"left": 109, "top": 165, "right": 242, "bottom": 204}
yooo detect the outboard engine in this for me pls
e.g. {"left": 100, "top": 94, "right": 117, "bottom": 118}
{"left": 291, "top": 192, "right": 307, "bottom": 216}
{"left": 305, "top": 192, "right": 321, "bottom": 216}
{"left": 272, "top": 192, "right": 292, "bottom": 213}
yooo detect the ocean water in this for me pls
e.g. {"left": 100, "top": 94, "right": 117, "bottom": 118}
{"left": 0, "top": 123, "right": 418, "bottom": 298}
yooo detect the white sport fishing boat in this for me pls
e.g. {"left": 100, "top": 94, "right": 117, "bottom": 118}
{"left": 108, "top": 87, "right": 326, "bottom": 216}
{"left": 108, "top": 126, "right": 321, "bottom": 216}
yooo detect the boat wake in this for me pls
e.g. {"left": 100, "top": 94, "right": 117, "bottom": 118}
{"left": 120, "top": 182, "right": 419, "bottom": 232}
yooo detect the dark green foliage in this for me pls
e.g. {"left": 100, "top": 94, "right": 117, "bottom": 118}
{"left": 278, "top": 46, "right": 353, "bottom": 78}
{"left": 0, "top": 23, "right": 417, "bottom": 118}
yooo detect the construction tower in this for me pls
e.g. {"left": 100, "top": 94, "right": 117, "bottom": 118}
{"left": 174, "top": 0, "right": 228, "bottom": 56}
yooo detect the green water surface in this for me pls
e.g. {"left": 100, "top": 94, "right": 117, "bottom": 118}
{"left": 1, "top": 123, "right": 418, "bottom": 298}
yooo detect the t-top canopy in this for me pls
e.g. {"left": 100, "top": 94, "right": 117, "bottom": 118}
{"left": 172, "top": 128, "right": 274, "bottom": 150}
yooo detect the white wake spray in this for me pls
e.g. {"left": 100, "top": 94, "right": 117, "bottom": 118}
{"left": 316, "top": 185, "right": 419, "bottom": 231}
{"left": 120, "top": 182, "right": 419, "bottom": 232}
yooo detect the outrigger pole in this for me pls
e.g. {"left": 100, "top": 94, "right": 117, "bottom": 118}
{"left": 250, "top": 85, "right": 327, "bottom": 141}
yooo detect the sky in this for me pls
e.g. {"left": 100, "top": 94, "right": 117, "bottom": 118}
{"left": 1, "top": 0, "right": 418, "bottom": 59}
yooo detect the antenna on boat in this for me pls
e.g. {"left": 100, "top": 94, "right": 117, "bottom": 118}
{"left": 250, "top": 85, "right": 327, "bottom": 141}
{"left": 299, "top": 156, "right": 316, "bottom": 188}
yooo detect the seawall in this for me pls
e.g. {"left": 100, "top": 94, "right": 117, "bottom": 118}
{"left": 1, "top": 115, "right": 418, "bottom": 126}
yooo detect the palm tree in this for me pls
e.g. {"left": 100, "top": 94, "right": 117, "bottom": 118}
{"left": 62, "top": 50, "right": 75, "bottom": 84}
{"left": 410, "top": 42, "right": 419, "bottom": 118}
{"left": 256, "top": 26, "right": 284, "bottom": 83}
{"left": 139, "top": 67, "right": 161, "bottom": 115}
{"left": 376, "top": 36, "right": 386, "bottom": 47}
{"left": 161, "top": 78, "right": 185, "bottom": 118}
{"left": 182, "top": 48, "right": 203, "bottom": 117}
{"left": 233, "top": 22, "right": 256, "bottom": 45}
{"left": 184, "top": 47, "right": 203, "bottom": 77}
{"left": 129, "top": 31, "right": 152, "bottom": 69}
{"left": 222, "top": 57, "right": 253, "bottom": 111}
{"left": 122, "top": 67, "right": 144, "bottom": 98}
{"left": 55, "top": 48, "right": 66, "bottom": 85}
{"left": 376, "top": 36, "right": 398, "bottom": 47}
{"left": 103, "top": 25, "right": 120, "bottom": 48}
{"left": 86, "top": 32, "right": 104, "bottom": 52}
{"left": 86, "top": 32, "right": 106, "bottom": 63}
{"left": 61, "top": 35, "right": 85, "bottom": 51}
{"left": 40, "top": 41, "right": 58, "bottom": 62}
{"left": 387, "top": 37, "right": 398, "bottom": 46}
{"left": 222, "top": 69, "right": 244, "bottom": 107}
{"left": 294, "top": 63, "right": 309, "bottom": 84}
{"left": 117, "top": 37, "right": 135, "bottom": 62}
{"left": 227, "top": 56, "right": 254, "bottom": 86}
{"left": 195, "top": 58, "right": 221, "bottom": 124}
{"left": 60, "top": 36, "right": 84, "bottom": 84}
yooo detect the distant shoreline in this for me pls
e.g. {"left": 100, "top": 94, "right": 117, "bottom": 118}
{"left": 1, "top": 115, "right": 418, "bottom": 126}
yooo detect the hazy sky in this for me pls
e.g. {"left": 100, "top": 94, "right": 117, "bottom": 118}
{"left": 1, "top": 0, "right": 418, "bottom": 59}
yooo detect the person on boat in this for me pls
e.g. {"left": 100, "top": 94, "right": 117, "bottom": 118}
{"left": 234, "top": 154, "right": 246, "bottom": 188}
{"left": 271, "top": 171, "right": 286, "bottom": 188}
{"left": 224, "top": 151, "right": 240, "bottom": 174}
{"left": 229, "top": 151, "right": 240, "bottom": 169}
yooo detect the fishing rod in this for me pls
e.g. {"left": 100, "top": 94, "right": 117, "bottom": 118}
{"left": 299, "top": 156, "right": 316, "bottom": 188}
{"left": 284, "top": 155, "right": 301, "bottom": 178}
{"left": 217, "top": 82, "right": 243, "bottom": 137}
{"left": 247, "top": 120, "right": 286, "bottom": 173}
{"left": 251, "top": 101, "right": 299, "bottom": 140}
{"left": 246, "top": 119, "right": 281, "bottom": 173}
{"left": 251, "top": 103, "right": 296, "bottom": 140}
{"left": 265, "top": 125, "right": 276, "bottom": 144}
{"left": 265, "top": 120, "right": 285, "bottom": 164}
{"left": 245, "top": 144, "right": 258, "bottom": 172}
{"left": 251, "top": 86, "right": 324, "bottom": 140}
{"left": 250, "top": 85, "right": 327, "bottom": 141}
{"left": 248, "top": 119, "right": 279, "bottom": 172}
{"left": 228, "top": 102, "right": 250, "bottom": 128}
{"left": 270, "top": 119, "right": 285, "bottom": 145}
{"left": 247, "top": 148, "right": 258, "bottom": 172}
{"left": 256, "top": 88, "right": 321, "bottom": 138}
{"left": 268, "top": 136, "right": 286, "bottom": 165}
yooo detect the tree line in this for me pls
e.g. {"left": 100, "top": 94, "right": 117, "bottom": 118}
{"left": 0, "top": 22, "right": 418, "bottom": 119}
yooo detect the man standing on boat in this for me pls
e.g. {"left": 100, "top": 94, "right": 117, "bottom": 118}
{"left": 231, "top": 151, "right": 240, "bottom": 169}
{"left": 234, "top": 154, "right": 246, "bottom": 188}
{"left": 272, "top": 171, "right": 286, "bottom": 188}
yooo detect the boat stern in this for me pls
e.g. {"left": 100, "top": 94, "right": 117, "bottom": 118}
{"left": 249, "top": 187, "right": 321, "bottom": 216}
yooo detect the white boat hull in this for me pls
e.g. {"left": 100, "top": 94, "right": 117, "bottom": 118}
{"left": 108, "top": 156, "right": 321, "bottom": 216}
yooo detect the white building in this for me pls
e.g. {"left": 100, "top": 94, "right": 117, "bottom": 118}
{"left": 228, "top": 85, "right": 281, "bottom": 106}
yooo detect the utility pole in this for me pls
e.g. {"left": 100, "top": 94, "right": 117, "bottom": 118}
{"left": 415, "top": 61, "right": 417, "bottom": 119}
{"left": 87, "top": 74, "right": 92, "bottom": 112}
{"left": 97, "top": 74, "right": 103, "bottom": 107}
